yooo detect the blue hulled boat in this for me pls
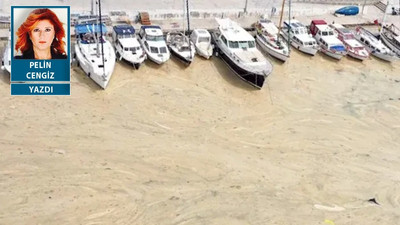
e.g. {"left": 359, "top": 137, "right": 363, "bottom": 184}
{"left": 335, "top": 6, "right": 359, "bottom": 16}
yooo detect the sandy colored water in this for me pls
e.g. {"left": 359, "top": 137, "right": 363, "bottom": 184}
{"left": 0, "top": 41, "right": 400, "bottom": 224}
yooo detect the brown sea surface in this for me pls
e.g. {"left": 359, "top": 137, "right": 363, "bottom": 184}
{"left": 0, "top": 41, "right": 400, "bottom": 224}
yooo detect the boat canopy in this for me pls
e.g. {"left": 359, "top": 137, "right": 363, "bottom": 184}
{"left": 259, "top": 21, "right": 279, "bottom": 36}
{"left": 113, "top": 25, "right": 135, "bottom": 35}
{"left": 141, "top": 25, "right": 161, "bottom": 30}
{"left": 75, "top": 24, "right": 107, "bottom": 34}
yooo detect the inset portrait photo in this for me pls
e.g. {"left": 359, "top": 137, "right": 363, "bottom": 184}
{"left": 13, "top": 8, "right": 68, "bottom": 60}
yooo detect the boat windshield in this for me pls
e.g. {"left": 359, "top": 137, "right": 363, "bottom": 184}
{"left": 229, "top": 40, "right": 255, "bottom": 49}
{"left": 119, "top": 34, "right": 135, "bottom": 39}
{"left": 147, "top": 35, "right": 165, "bottom": 41}
{"left": 80, "top": 33, "right": 105, "bottom": 44}
{"left": 198, "top": 37, "right": 210, "bottom": 43}
{"left": 160, "top": 47, "right": 167, "bottom": 53}
{"left": 343, "top": 34, "right": 354, "bottom": 40}
{"left": 328, "top": 31, "right": 334, "bottom": 36}
{"left": 150, "top": 47, "right": 158, "bottom": 53}
{"left": 124, "top": 47, "right": 139, "bottom": 51}
{"left": 179, "top": 46, "right": 191, "bottom": 52}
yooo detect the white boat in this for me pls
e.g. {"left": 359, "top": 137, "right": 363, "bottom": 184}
{"left": 310, "top": 20, "right": 347, "bottom": 60}
{"left": 281, "top": 19, "right": 319, "bottom": 56}
{"left": 211, "top": 18, "right": 273, "bottom": 89}
{"left": 331, "top": 23, "right": 369, "bottom": 61}
{"left": 1, "top": 33, "right": 11, "bottom": 73}
{"left": 380, "top": 24, "right": 400, "bottom": 56}
{"left": 255, "top": 19, "right": 289, "bottom": 62}
{"left": 74, "top": 23, "right": 116, "bottom": 89}
{"left": 355, "top": 26, "right": 397, "bottom": 62}
{"left": 112, "top": 24, "right": 146, "bottom": 69}
{"left": 138, "top": 25, "right": 170, "bottom": 64}
{"left": 190, "top": 29, "right": 213, "bottom": 59}
{"left": 166, "top": 32, "right": 195, "bottom": 65}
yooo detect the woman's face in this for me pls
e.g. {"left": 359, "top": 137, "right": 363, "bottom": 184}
{"left": 29, "top": 19, "right": 55, "bottom": 51}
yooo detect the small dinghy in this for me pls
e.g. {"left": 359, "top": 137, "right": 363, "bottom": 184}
{"left": 190, "top": 29, "right": 213, "bottom": 59}
{"left": 335, "top": 6, "right": 359, "bottom": 16}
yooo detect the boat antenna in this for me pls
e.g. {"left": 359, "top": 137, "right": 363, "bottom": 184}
{"left": 186, "top": 0, "right": 192, "bottom": 58}
{"left": 98, "top": 0, "right": 106, "bottom": 77}
{"left": 277, "top": 0, "right": 286, "bottom": 44}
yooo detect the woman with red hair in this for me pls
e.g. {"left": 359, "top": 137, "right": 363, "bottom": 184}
{"left": 15, "top": 8, "right": 67, "bottom": 59}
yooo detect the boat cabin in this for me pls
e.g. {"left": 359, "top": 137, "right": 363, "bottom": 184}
{"left": 217, "top": 19, "right": 256, "bottom": 50}
{"left": 139, "top": 25, "right": 165, "bottom": 41}
{"left": 113, "top": 25, "right": 141, "bottom": 52}
{"left": 330, "top": 24, "right": 355, "bottom": 40}
{"left": 283, "top": 20, "right": 317, "bottom": 47}
{"left": 256, "top": 19, "right": 279, "bottom": 37}
{"left": 190, "top": 29, "right": 211, "bottom": 45}
{"left": 310, "top": 20, "right": 328, "bottom": 36}
{"left": 139, "top": 25, "right": 168, "bottom": 54}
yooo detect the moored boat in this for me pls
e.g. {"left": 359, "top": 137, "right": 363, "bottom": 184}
{"left": 355, "top": 26, "right": 397, "bottom": 62}
{"left": 255, "top": 19, "right": 290, "bottom": 62}
{"left": 380, "top": 24, "right": 400, "bottom": 56}
{"left": 335, "top": 6, "right": 359, "bottom": 16}
{"left": 166, "top": 32, "right": 195, "bottom": 65}
{"left": 138, "top": 25, "right": 170, "bottom": 64}
{"left": 112, "top": 24, "right": 146, "bottom": 69}
{"left": 331, "top": 23, "right": 369, "bottom": 61}
{"left": 74, "top": 23, "right": 116, "bottom": 89}
{"left": 190, "top": 29, "right": 213, "bottom": 59}
{"left": 310, "top": 20, "right": 347, "bottom": 60}
{"left": 211, "top": 18, "right": 273, "bottom": 89}
{"left": 281, "top": 19, "right": 319, "bottom": 56}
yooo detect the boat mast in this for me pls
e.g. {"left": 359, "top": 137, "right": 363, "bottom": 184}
{"left": 277, "top": 0, "right": 286, "bottom": 43}
{"left": 186, "top": 0, "right": 192, "bottom": 58}
{"left": 91, "top": 0, "right": 95, "bottom": 15}
{"left": 98, "top": 0, "right": 106, "bottom": 77}
{"left": 288, "top": 0, "right": 291, "bottom": 53}
{"left": 380, "top": 0, "right": 389, "bottom": 36}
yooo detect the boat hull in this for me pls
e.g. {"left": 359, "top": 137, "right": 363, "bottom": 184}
{"left": 256, "top": 35, "right": 289, "bottom": 62}
{"left": 170, "top": 47, "right": 193, "bottom": 65}
{"left": 216, "top": 48, "right": 265, "bottom": 89}
{"left": 335, "top": 6, "right": 359, "bottom": 15}
{"left": 347, "top": 51, "right": 368, "bottom": 61}
{"left": 372, "top": 51, "right": 397, "bottom": 62}
{"left": 319, "top": 47, "right": 345, "bottom": 60}
{"left": 117, "top": 50, "right": 146, "bottom": 67}
{"left": 195, "top": 46, "right": 213, "bottom": 59}
{"left": 75, "top": 42, "right": 116, "bottom": 89}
